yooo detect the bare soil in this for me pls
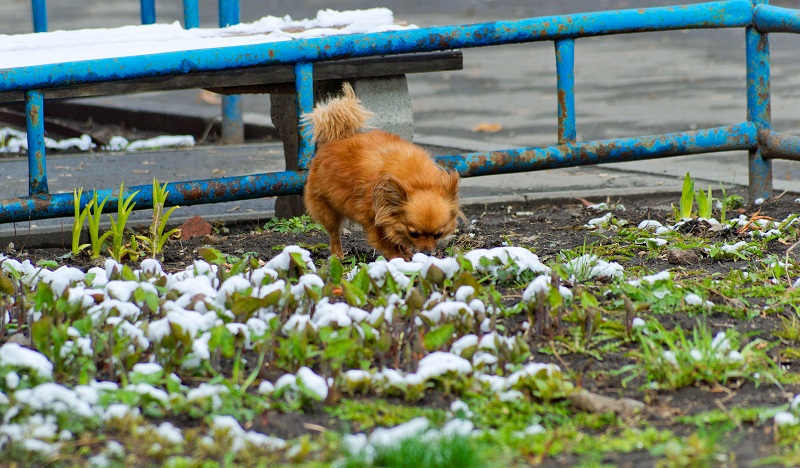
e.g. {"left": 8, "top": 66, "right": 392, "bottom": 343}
{"left": 8, "top": 191, "right": 800, "bottom": 466}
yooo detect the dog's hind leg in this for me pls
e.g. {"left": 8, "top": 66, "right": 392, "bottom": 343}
{"left": 305, "top": 195, "right": 344, "bottom": 257}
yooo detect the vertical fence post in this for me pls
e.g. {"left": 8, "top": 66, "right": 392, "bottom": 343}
{"left": 140, "top": 0, "right": 156, "bottom": 24}
{"left": 746, "top": 0, "right": 772, "bottom": 202}
{"left": 25, "top": 90, "right": 48, "bottom": 196}
{"left": 30, "top": 2, "right": 48, "bottom": 197}
{"left": 219, "top": 0, "right": 239, "bottom": 26}
{"left": 31, "top": 0, "right": 47, "bottom": 32}
{"left": 219, "top": 0, "right": 245, "bottom": 144}
{"left": 183, "top": 0, "right": 199, "bottom": 29}
{"left": 295, "top": 62, "right": 315, "bottom": 171}
{"left": 555, "top": 39, "right": 577, "bottom": 144}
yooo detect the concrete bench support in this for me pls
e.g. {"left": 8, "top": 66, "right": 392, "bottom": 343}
{"left": 271, "top": 75, "right": 414, "bottom": 218}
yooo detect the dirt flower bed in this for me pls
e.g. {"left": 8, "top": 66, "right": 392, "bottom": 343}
{"left": 2, "top": 192, "right": 800, "bottom": 466}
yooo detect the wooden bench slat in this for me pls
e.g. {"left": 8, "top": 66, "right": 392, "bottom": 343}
{"left": 0, "top": 51, "right": 462, "bottom": 104}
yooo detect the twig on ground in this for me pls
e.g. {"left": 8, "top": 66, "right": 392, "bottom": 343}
{"left": 713, "top": 399, "right": 742, "bottom": 430}
{"left": 784, "top": 238, "right": 800, "bottom": 287}
{"left": 567, "top": 389, "right": 645, "bottom": 418}
{"left": 549, "top": 339, "right": 570, "bottom": 372}
{"left": 737, "top": 208, "right": 776, "bottom": 234}
{"left": 771, "top": 189, "right": 789, "bottom": 201}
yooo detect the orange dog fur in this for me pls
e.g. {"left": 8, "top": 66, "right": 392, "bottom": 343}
{"left": 302, "top": 83, "right": 463, "bottom": 259}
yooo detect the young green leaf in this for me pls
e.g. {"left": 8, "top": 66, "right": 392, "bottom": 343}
{"left": 323, "top": 335, "right": 356, "bottom": 359}
{"left": 351, "top": 267, "right": 371, "bottom": 294}
{"left": 71, "top": 188, "right": 92, "bottom": 256}
{"left": 424, "top": 324, "right": 455, "bottom": 351}
{"left": 679, "top": 172, "right": 694, "bottom": 219}
{"left": 341, "top": 281, "right": 367, "bottom": 307}
{"left": 695, "top": 186, "right": 712, "bottom": 219}
{"left": 328, "top": 256, "right": 343, "bottom": 284}
{"left": 0, "top": 270, "right": 15, "bottom": 295}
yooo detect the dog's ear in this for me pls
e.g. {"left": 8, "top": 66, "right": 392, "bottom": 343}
{"left": 441, "top": 170, "right": 467, "bottom": 224}
{"left": 374, "top": 175, "right": 408, "bottom": 206}
{"left": 373, "top": 176, "right": 408, "bottom": 225}
{"left": 442, "top": 169, "right": 460, "bottom": 201}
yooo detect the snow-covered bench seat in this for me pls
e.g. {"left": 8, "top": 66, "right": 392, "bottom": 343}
{"left": 0, "top": 8, "right": 462, "bottom": 217}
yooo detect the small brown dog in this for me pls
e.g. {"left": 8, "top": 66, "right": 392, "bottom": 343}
{"left": 303, "top": 83, "right": 463, "bottom": 259}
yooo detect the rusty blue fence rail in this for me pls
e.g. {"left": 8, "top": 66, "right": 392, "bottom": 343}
{"left": 3, "top": 0, "right": 800, "bottom": 223}
{"left": 29, "top": 0, "right": 244, "bottom": 143}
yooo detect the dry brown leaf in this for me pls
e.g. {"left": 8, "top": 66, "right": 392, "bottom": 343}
{"left": 196, "top": 90, "right": 222, "bottom": 105}
{"left": 471, "top": 122, "right": 503, "bottom": 133}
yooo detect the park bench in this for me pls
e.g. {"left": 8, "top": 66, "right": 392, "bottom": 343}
{"left": 0, "top": 2, "right": 462, "bottom": 220}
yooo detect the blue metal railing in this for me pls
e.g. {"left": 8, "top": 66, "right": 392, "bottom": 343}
{"left": 218, "top": 0, "right": 245, "bottom": 144}
{"left": 5, "top": 0, "right": 800, "bottom": 224}
{"left": 31, "top": 0, "right": 47, "bottom": 32}
{"left": 31, "top": 0, "right": 203, "bottom": 31}
{"left": 182, "top": 0, "right": 200, "bottom": 30}
{"left": 140, "top": 0, "right": 156, "bottom": 25}
{"left": 29, "top": 0, "right": 245, "bottom": 145}
{"left": 554, "top": 39, "right": 576, "bottom": 145}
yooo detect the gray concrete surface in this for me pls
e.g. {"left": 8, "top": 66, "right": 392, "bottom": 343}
{"left": 2, "top": 0, "right": 800, "bottom": 244}
{"left": 355, "top": 76, "right": 415, "bottom": 142}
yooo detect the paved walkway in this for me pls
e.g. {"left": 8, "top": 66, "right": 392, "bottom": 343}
{"left": 2, "top": 1, "right": 800, "bottom": 245}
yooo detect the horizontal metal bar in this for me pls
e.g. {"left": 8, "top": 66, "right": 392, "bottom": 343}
{"left": 0, "top": 171, "right": 306, "bottom": 224}
{"left": 758, "top": 129, "right": 800, "bottom": 161}
{"left": 435, "top": 123, "right": 758, "bottom": 177}
{"left": 0, "top": 1, "right": 754, "bottom": 93}
{"left": 754, "top": 4, "right": 800, "bottom": 33}
{"left": 0, "top": 123, "right": 757, "bottom": 223}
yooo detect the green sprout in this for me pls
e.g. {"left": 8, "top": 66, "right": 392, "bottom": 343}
{"left": 136, "top": 178, "right": 180, "bottom": 258}
{"left": 718, "top": 183, "right": 728, "bottom": 223}
{"left": 622, "top": 322, "right": 784, "bottom": 390}
{"left": 263, "top": 215, "right": 323, "bottom": 234}
{"left": 86, "top": 190, "right": 112, "bottom": 259}
{"left": 108, "top": 183, "right": 140, "bottom": 262}
{"left": 70, "top": 188, "right": 91, "bottom": 256}
{"left": 695, "top": 185, "right": 713, "bottom": 219}
{"left": 675, "top": 172, "right": 695, "bottom": 220}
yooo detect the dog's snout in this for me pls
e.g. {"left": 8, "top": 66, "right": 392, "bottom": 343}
{"left": 420, "top": 249, "right": 432, "bottom": 255}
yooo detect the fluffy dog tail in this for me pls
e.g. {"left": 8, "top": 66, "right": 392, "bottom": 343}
{"left": 302, "top": 82, "right": 373, "bottom": 145}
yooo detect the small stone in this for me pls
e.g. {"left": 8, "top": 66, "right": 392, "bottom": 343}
{"left": 6, "top": 333, "right": 31, "bottom": 347}
{"left": 178, "top": 215, "right": 212, "bottom": 240}
{"left": 667, "top": 248, "right": 698, "bottom": 265}
{"left": 202, "top": 234, "right": 224, "bottom": 245}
